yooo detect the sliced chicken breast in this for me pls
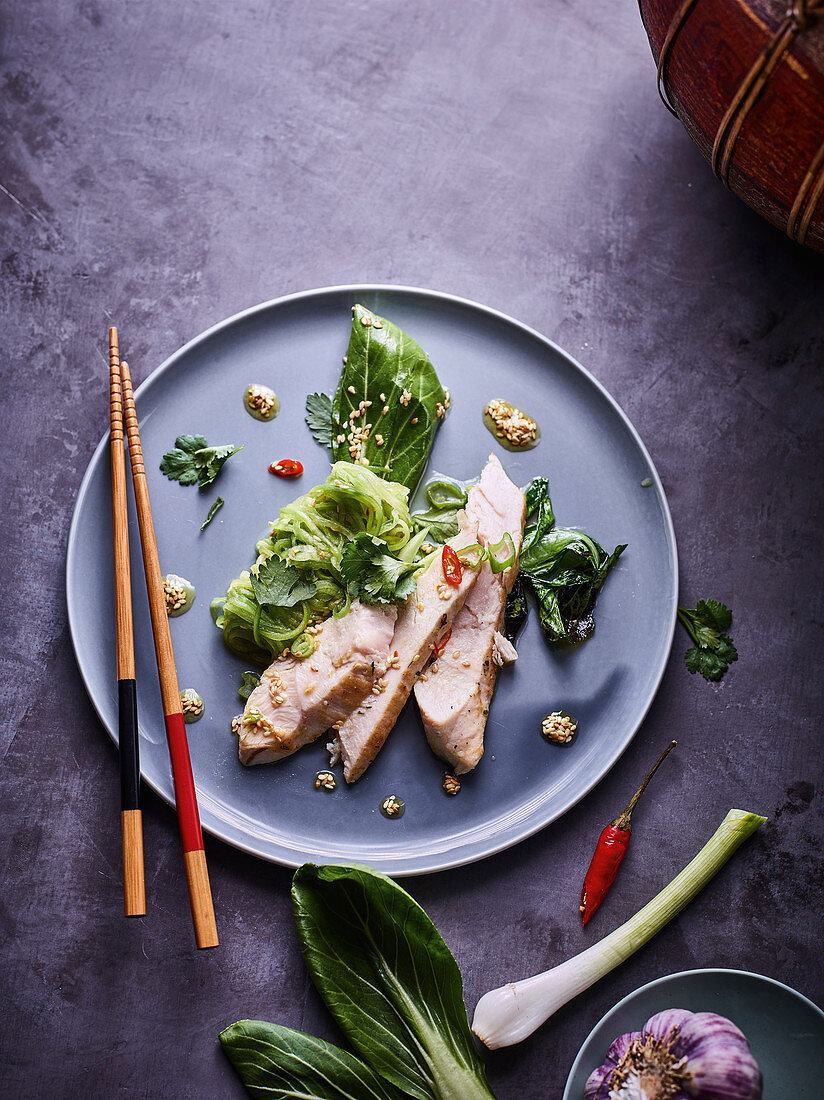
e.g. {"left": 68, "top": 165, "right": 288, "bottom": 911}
{"left": 336, "top": 516, "right": 481, "bottom": 783}
{"left": 238, "top": 601, "right": 397, "bottom": 766}
{"left": 414, "top": 454, "right": 526, "bottom": 773}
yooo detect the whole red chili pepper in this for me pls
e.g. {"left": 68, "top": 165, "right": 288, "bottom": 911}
{"left": 442, "top": 545, "right": 462, "bottom": 586}
{"left": 269, "top": 458, "right": 303, "bottom": 478}
{"left": 580, "top": 740, "right": 677, "bottom": 926}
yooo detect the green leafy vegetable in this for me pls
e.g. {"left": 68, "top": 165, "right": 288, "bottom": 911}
{"left": 293, "top": 864, "right": 497, "bottom": 1100}
{"left": 251, "top": 555, "right": 318, "bottom": 609}
{"left": 411, "top": 477, "right": 470, "bottom": 545}
{"left": 328, "top": 305, "right": 448, "bottom": 494}
{"left": 516, "top": 478, "right": 626, "bottom": 646}
{"left": 200, "top": 496, "right": 224, "bottom": 530}
{"left": 160, "top": 433, "right": 243, "bottom": 491}
{"left": 678, "top": 599, "right": 738, "bottom": 682}
{"left": 212, "top": 462, "right": 432, "bottom": 665}
{"left": 340, "top": 533, "right": 423, "bottom": 604}
{"left": 305, "top": 391, "right": 335, "bottom": 447}
{"left": 220, "top": 1020, "right": 407, "bottom": 1100}
{"left": 503, "top": 575, "right": 528, "bottom": 644}
{"left": 220, "top": 864, "right": 497, "bottom": 1099}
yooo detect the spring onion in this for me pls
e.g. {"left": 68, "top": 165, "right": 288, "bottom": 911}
{"left": 472, "top": 809, "right": 766, "bottom": 1049}
{"left": 458, "top": 542, "right": 486, "bottom": 569}
{"left": 425, "top": 478, "right": 469, "bottom": 509}
{"left": 487, "top": 532, "right": 516, "bottom": 573}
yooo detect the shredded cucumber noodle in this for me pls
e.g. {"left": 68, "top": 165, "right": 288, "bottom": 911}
{"left": 212, "top": 462, "right": 428, "bottom": 665}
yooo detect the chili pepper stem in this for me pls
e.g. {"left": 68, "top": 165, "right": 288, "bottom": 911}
{"left": 613, "top": 740, "right": 677, "bottom": 831}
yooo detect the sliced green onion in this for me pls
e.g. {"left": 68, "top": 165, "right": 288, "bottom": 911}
{"left": 472, "top": 809, "right": 766, "bottom": 1049}
{"left": 458, "top": 543, "right": 486, "bottom": 569}
{"left": 487, "top": 532, "right": 516, "bottom": 573}
{"left": 290, "top": 633, "right": 315, "bottom": 659}
{"left": 426, "top": 479, "right": 468, "bottom": 509}
{"left": 238, "top": 671, "right": 261, "bottom": 700}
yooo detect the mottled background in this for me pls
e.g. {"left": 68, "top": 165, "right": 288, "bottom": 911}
{"left": 1, "top": 1, "right": 822, "bottom": 1097}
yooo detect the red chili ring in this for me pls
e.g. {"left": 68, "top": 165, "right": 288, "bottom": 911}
{"left": 269, "top": 458, "right": 303, "bottom": 478}
{"left": 433, "top": 628, "right": 452, "bottom": 658}
{"left": 442, "top": 545, "right": 462, "bottom": 586}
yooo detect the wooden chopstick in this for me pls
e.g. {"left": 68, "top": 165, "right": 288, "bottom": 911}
{"left": 109, "top": 328, "right": 146, "bottom": 917}
{"left": 118, "top": 353, "right": 219, "bottom": 950}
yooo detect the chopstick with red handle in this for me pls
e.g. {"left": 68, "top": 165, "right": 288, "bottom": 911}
{"left": 109, "top": 328, "right": 146, "bottom": 917}
{"left": 118, "top": 349, "right": 219, "bottom": 949}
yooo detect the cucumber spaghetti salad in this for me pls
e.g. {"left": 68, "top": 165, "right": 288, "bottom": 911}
{"left": 211, "top": 462, "right": 434, "bottom": 666}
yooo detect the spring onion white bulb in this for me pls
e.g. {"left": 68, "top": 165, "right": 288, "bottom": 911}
{"left": 472, "top": 809, "right": 766, "bottom": 1049}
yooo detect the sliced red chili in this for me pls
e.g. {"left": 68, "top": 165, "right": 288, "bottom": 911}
{"left": 441, "top": 545, "right": 462, "bottom": 586}
{"left": 269, "top": 458, "right": 303, "bottom": 478}
{"left": 433, "top": 628, "right": 452, "bottom": 658}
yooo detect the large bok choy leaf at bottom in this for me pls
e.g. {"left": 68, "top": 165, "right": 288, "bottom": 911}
{"left": 221, "top": 863, "right": 497, "bottom": 1100}
{"left": 220, "top": 1020, "right": 407, "bottom": 1100}
{"left": 516, "top": 476, "right": 627, "bottom": 646}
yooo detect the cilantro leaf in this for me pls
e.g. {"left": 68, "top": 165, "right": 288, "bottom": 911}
{"left": 201, "top": 496, "right": 224, "bottom": 531}
{"left": 159, "top": 434, "right": 243, "bottom": 490}
{"left": 340, "top": 532, "right": 421, "bottom": 604}
{"left": 692, "top": 622, "right": 721, "bottom": 649}
{"left": 716, "top": 634, "right": 738, "bottom": 665}
{"left": 305, "top": 392, "right": 335, "bottom": 448}
{"left": 694, "top": 598, "right": 732, "bottom": 632}
{"left": 251, "top": 555, "right": 318, "bottom": 609}
{"left": 678, "top": 599, "right": 738, "bottom": 682}
{"left": 197, "top": 444, "right": 243, "bottom": 490}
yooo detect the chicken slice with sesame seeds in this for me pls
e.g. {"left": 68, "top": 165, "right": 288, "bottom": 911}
{"left": 336, "top": 515, "right": 481, "bottom": 783}
{"left": 237, "top": 601, "right": 397, "bottom": 765}
{"left": 414, "top": 454, "right": 526, "bottom": 774}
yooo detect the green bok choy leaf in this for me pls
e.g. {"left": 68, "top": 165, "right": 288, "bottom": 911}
{"left": 307, "top": 305, "right": 449, "bottom": 495}
{"left": 221, "top": 863, "right": 497, "bottom": 1100}
{"left": 517, "top": 476, "right": 626, "bottom": 646}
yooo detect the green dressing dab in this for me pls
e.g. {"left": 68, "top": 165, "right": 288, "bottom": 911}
{"left": 244, "top": 384, "right": 280, "bottom": 421}
{"left": 180, "top": 689, "right": 204, "bottom": 723}
{"left": 380, "top": 795, "right": 405, "bottom": 819}
{"left": 162, "top": 574, "right": 196, "bottom": 617}
{"left": 483, "top": 398, "right": 540, "bottom": 451}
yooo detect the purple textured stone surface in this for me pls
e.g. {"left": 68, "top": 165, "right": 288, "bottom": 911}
{"left": 1, "top": 1, "right": 822, "bottom": 1097}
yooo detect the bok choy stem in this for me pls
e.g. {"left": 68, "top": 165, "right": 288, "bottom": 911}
{"left": 472, "top": 808, "right": 766, "bottom": 1049}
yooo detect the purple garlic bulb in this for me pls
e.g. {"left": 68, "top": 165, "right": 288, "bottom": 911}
{"left": 585, "top": 1008, "right": 762, "bottom": 1099}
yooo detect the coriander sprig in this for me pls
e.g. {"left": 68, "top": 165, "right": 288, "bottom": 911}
{"left": 677, "top": 598, "right": 738, "bottom": 682}
{"left": 159, "top": 433, "right": 242, "bottom": 491}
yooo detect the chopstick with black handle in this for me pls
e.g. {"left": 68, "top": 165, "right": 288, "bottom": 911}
{"left": 108, "top": 327, "right": 146, "bottom": 917}
{"left": 118, "top": 352, "right": 219, "bottom": 949}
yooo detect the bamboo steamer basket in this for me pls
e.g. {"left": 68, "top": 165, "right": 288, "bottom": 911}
{"left": 638, "top": 0, "right": 824, "bottom": 251}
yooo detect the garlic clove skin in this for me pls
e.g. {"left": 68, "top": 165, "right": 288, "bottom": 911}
{"left": 675, "top": 1012, "right": 762, "bottom": 1100}
{"left": 585, "top": 1009, "right": 762, "bottom": 1100}
{"left": 607, "top": 1031, "right": 644, "bottom": 1063}
{"left": 642, "top": 1008, "right": 694, "bottom": 1043}
{"left": 585, "top": 1032, "right": 644, "bottom": 1099}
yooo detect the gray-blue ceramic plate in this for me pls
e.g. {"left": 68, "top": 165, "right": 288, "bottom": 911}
{"left": 563, "top": 969, "right": 824, "bottom": 1099}
{"left": 67, "top": 285, "right": 677, "bottom": 875}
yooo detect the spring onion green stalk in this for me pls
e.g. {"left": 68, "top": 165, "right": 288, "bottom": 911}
{"left": 458, "top": 543, "right": 486, "bottom": 569}
{"left": 487, "top": 532, "right": 516, "bottom": 573}
{"left": 472, "top": 809, "right": 766, "bottom": 1049}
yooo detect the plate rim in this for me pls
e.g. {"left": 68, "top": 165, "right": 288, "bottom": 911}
{"left": 562, "top": 966, "right": 824, "bottom": 1099}
{"left": 67, "top": 283, "right": 678, "bottom": 875}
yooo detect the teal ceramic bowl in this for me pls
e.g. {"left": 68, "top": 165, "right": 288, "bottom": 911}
{"left": 563, "top": 969, "right": 824, "bottom": 1099}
